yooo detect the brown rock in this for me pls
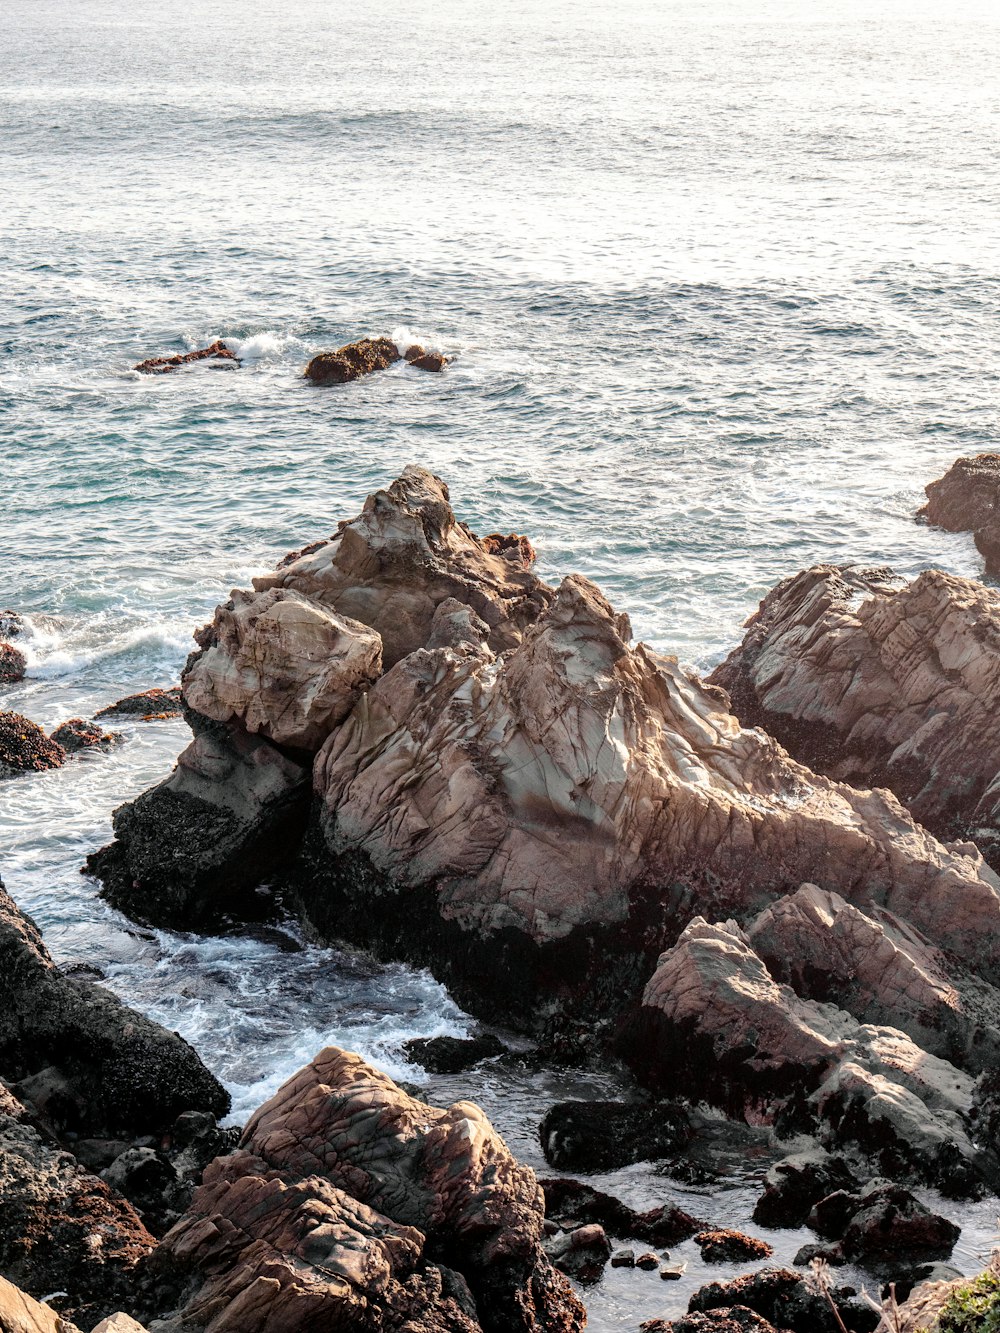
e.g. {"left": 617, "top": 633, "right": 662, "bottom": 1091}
{"left": 0, "top": 712, "right": 64, "bottom": 777}
{"left": 0, "top": 641, "right": 26, "bottom": 684}
{"left": 481, "top": 531, "right": 537, "bottom": 566}
{"left": 134, "top": 340, "right": 238, "bottom": 375}
{"left": 407, "top": 348, "right": 450, "bottom": 372}
{"left": 304, "top": 336, "right": 400, "bottom": 385}
{"left": 693, "top": 1230, "right": 773, "bottom": 1263}
{"left": 919, "top": 453, "right": 1000, "bottom": 575}
{"left": 642, "top": 1310, "right": 782, "bottom": 1332}
{"left": 156, "top": 1046, "right": 585, "bottom": 1333}
{"left": 50, "top": 718, "right": 121, "bottom": 754}
{"left": 709, "top": 564, "right": 1000, "bottom": 867}
{"left": 94, "top": 688, "right": 182, "bottom": 720}
{"left": 808, "top": 1180, "right": 959, "bottom": 1264}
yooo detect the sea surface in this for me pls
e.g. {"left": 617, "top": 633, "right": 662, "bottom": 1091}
{"left": 2, "top": 0, "right": 999, "bottom": 1326}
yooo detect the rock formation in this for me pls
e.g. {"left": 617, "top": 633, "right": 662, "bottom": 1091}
{"left": 95, "top": 688, "right": 183, "bottom": 720}
{"left": 710, "top": 564, "right": 1000, "bottom": 867}
{"left": 684, "top": 1269, "right": 878, "bottom": 1333}
{"left": 405, "top": 345, "right": 450, "bottom": 372}
{"left": 0, "top": 641, "right": 26, "bottom": 684}
{"left": 919, "top": 452, "right": 1000, "bottom": 575}
{"left": 154, "top": 1047, "right": 585, "bottom": 1333}
{"left": 0, "top": 713, "right": 65, "bottom": 777}
{"left": 303, "top": 336, "right": 401, "bottom": 385}
{"left": 134, "top": 341, "right": 238, "bottom": 374}
{"left": 50, "top": 718, "right": 121, "bottom": 754}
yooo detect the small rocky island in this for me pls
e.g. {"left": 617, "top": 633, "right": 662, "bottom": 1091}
{"left": 4, "top": 459, "right": 1000, "bottom": 1330}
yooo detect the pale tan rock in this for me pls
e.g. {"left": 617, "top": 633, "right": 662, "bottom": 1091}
{"left": 253, "top": 465, "right": 553, "bottom": 667}
{"left": 710, "top": 565, "right": 1000, "bottom": 864}
{"left": 0, "top": 1274, "right": 80, "bottom": 1333}
{"left": 89, "top": 1316, "right": 147, "bottom": 1333}
{"left": 184, "top": 587, "right": 382, "bottom": 750}
{"left": 314, "top": 573, "right": 1000, "bottom": 975}
{"left": 747, "top": 884, "right": 1000, "bottom": 1072}
{"left": 157, "top": 1047, "right": 584, "bottom": 1333}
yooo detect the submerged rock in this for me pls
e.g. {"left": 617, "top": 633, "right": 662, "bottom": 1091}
{"left": 155, "top": 1046, "right": 585, "bottom": 1333}
{"left": 51, "top": 717, "right": 122, "bottom": 753}
{"left": 134, "top": 340, "right": 238, "bottom": 374}
{"left": 404, "top": 1032, "right": 507, "bottom": 1074}
{"left": 0, "top": 712, "right": 64, "bottom": 777}
{"left": 539, "top": 1099, "right": 691, "bottom": 1172}
{"left": 919, "top": 452, "right": 1000, "bottom": 575}
{"left": 710, "top": 564, "right": 1000, "bottom": 869}
{"left": 0, "top": 641, "right": 26, "bottom": 683}
{"left": 304, "top": 336, "right": 401, "bottom": 384}
{"left": 95, "top": 688, "right": 183, "bottom": 719}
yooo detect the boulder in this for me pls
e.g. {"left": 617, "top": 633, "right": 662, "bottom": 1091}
{"left": 641, "top": 1312, "right": 783, "bottom": 1333}
{"left": 808, "top": 1180, "right": 960, "bottom": 1265}
{"left": 405, "top": 346, "right": 450, "bottom": 372}
{"left": 403, "top": 1032, "right": 507, "bottom": 1074}
{"left": 155, "top": 1046, "right": 585, "bottom": 1333}
{"left": 0, "top": 1094, "right": 154, "bottom": 1326}
{"left": 304, "top": 337, "right": 400, "bottom": 385}
{"left": 687, "top": 1267, "right": 878, "bottom": 1333}
{"left": 747, "top": 885, "right": 1000, "bottom": 1074}
{"left": 539, "top": 1099, "right": 691, "bottom": 1172}
{"left": 751, "top": 1147, "right": 858, "bottom": 1228}
{"left": 0, "top": 641, "right": 26, "bottom": 684}
{"left": 539, "top": 1178, "right": 705, "bottom": 1247}
{"left": 544, "top": 1223, "right": 611, "bottom": 1282}
{"left": 0, "top": 713, "right": 64, "bottom": 777}
{"left": 0, "top": 877, "right": 229, "bottom": 1135}
{"left": 91, "top": 1318, "right": 149, "bottom": 1333}
{"left": 134, "top": 341, "right": 238, "bottom": 374}
{"left": 183, "top": 587, "right": 382, "bottom": 749}
{"left": 709, "top": 564, "right": 1000, "bottom": 869}
{"left": 632, "top": 919, "right": 987, "bottom": 1191}
{"left": 919, "top": 453, "right": 1000, "bottom": 575}
{"left": 692, "top": 1230, "right": 773, "bottom": 1263}
{"left": 50, "top": 718, "right": 121, "bottom": 754}
{"left": 94, "top": 688, "right": 182, "bottom": 720}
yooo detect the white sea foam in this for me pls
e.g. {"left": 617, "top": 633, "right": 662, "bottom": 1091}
{"left": 23, "top": 622, "right": 194, "bottom": 679}
{"left": 224, "top": 330, "right": 293, "bottom": 362}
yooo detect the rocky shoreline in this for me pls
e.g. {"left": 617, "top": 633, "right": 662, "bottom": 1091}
{"left": 3, "top": 457, "right": 1000, "bottom": 1329}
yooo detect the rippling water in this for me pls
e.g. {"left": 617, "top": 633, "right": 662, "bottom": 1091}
{"left": 2, "top": 0, "right": 999, "bottom": 1325}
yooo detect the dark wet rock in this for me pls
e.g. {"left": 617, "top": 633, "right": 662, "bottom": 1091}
{"left": 808, "top": 1180, "right": 960, "bottom": 1265}
{"left": 540, "top": 1178, "right": 705, "bottom": 1247}
{"left": 0, "top": 641, "right": 26, "bottom": 683}
{"left": 134, "top": 340, "right": 238, "bottom": 374}
{"left": 752, "top": 1147, "right": 859, "bottom": 1228}
{"left": 642, "top": 1311, "right": 783, "bottom": 1333}
{"left": 688, "top": 1267, "right": 879, "bottom": 1333}
{"left": 404, "top": 1032, "right": 507, "bottom": 1073}
{"left": 51, "top": 717, "right": 122, "bottom": 753}
{"left": 103, "top": 1147, "right": 182, "bottom": 1236}
{"left": 410, "top": 350, "right": 450, "bottom": 371}
{"left": 0, "top": 610, "right": 24, "bottom": 639}
{"left": 919, "top": 453, "right": 1000, "bottom": 575}
{"left": 540, "top": 1099, "right": 691, "bottom": 1171}
{"left": 545, "top": 1223, "right": 611, "bottom": 1282}
{"left": 709, "top": 563, "right": 1000, "bottom": 874}
{"left": 0, "top": 877, "right": 229, "bottom": 1137}
{"left": 637, "top": 1253, "right": 660, "bottom": 1271}
{"left": 94, "top": 687, "right": 183, "bottom": 719}
{"left": 890, "top": 1260, "right": 963, "bottom": 1304}
{"left": 611, "top": 1248, "right": 635, "bottom": 1268}
{"left": 155, "top": 1047, "right": 585, "bottom": 1333}
{"left": 693, "top": 1230, "right": 774, "bottom": 1263}
{"left": 0, "top": 711, "right": 64, "bottom": 776}
{"left": 304, "top": 336, "right": 401, "bottom": 384}
{"left": 0, "top": 1093, "right": 154, "bottom": 1326}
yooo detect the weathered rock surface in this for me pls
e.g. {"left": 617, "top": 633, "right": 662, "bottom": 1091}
{"left": 155, "top": 1047, "right": 585, "bottom": 1333}
{"left": 544, "top": 1223, "right": 611, "bottom": 1282}
{"left": 710, "top": 564, "right": 1000, "bottom": 868}
{"left": 692, "top": 1230, "right": 773, "bottom": 1264}
{"left": 747, "top": 885, "right": 1000, "bottom": 1074}
{"left": 95, "top": 689, "right": 182, "bottom": 720}
{"left": 404, "top": 346, "right": 450, "bottom": 372}
{"left": 0, "top": 1272, "right": 83, "bottom": 1333}
{"left": 303, "top": 336, "right": 401, "bottom": 385}
{"left": 134, "top": 341, "right": 238, "bottom": 374}
{"left": 0, "top": 878, "right": 229, "bottom": 1135}
{"left": 0, "top": 713, "right": 64, "bottom": 777}
{"left": 807, "top": 1179, "right": 959, "bottom": 1266}
{"left": 919, "top": 452, "right": 1000, "bottom": 576}
{"left": 0, "top": 642, "right": 26, "bottom": 684}
{"left": 633, "top": 918, "right": 988, "bottom": 1191}
{"left": 751, "top": 1147, "right": 858, "bottom": 1228}
{"left": 539, "top": 1100, "right": 691, "bottom": 1172}
{"left": 641, "top": 1312, "right": 783, "bottom": 1333}
{"left": 404, "top": 1033, "right": 507, "bottom": 1074}
{"left": 687, "top": 1268, "right": 878, "bottom": 1333}
{"left": 50, "top": 719, "right": 121, "bottom": 754}
{"left": 0, "top": 1092, "right": 154, "bottom": 1326}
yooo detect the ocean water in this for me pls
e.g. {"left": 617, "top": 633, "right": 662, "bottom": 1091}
{"left": 2, "top": 0, "right": 1000, "bottom": 1325}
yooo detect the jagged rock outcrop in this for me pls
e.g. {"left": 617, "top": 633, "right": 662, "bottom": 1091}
{"left": 0, "top": 879, "right": 228, "bottom": 1135}
{"left": 807, "top": 1179, "right": 959, "bottom": 1266}
{"left": 709, "top": 564, "right": 1000, "bottom": 866}
{"left": 685, "top": 1269, "right": 878, "bottom": 1333}
{"left": 632, "top": 918, "right": 989, "bottom": 1192}
{"left": 155, "top": 1047, "right": 584, "bottom": 1333}
{"left": 0, "top": 713, "right": 64, "bottom": 777}
{"left": 747, "top": 885, "right": 1000, "bottom": 1073}
{"left": 751, "top": 1147, "right": 858, "bottom": 1228}
{"left": 303, "top": 337, "right": 401, "bottom": 385}
{"left": 404, "top": 345, "right": 450, "bottom": 372}
{"left": 134, "top": 341, "right": 238, "bottom": 374}
{"left": 919, "top": 452, "right": 1000, "bottom": 575}
{"left": 0, "top": 1090, "right": 154, "bottom": 1326}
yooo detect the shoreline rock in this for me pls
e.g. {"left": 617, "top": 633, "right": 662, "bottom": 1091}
{"left": 134, "top": 341, "right": 238, "bottom": 375}
{"left": 304, "top": 336, "right": 401, "bottom": 384}
{"left": 0, "top": 712, "right": 65, "bottom": 777}
{"left": 919, "top": 452, "right": 1000, "bottom": 576}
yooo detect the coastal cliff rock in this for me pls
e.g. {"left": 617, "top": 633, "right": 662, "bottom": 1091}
{"left": 632, "top": 918, "right": 987, "bottom": 1191}
{"left": 134, "top": 341, "right": 238, "bottom": 375}
{"left": 709, "top": 564, "right": 1000, "bottom": 866}
{"left": 919, "top": 453, "right": 1000, "bottom": 575}
{"left": 0, "top": 879, "right": 228, "bottom": 1135}
{"left": 303, "top": 337, "right": 401, "bottom": 385}
{"left": 155, "top": 1047, "right": 584, "bottom": 1333}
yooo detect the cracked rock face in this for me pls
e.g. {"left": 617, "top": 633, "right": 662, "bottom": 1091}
{"left": 156, "top": 1047, "right": 584, "bottom": 1333}
{"left": 710, "top": 564, "right": 1000, "bottom": 867}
